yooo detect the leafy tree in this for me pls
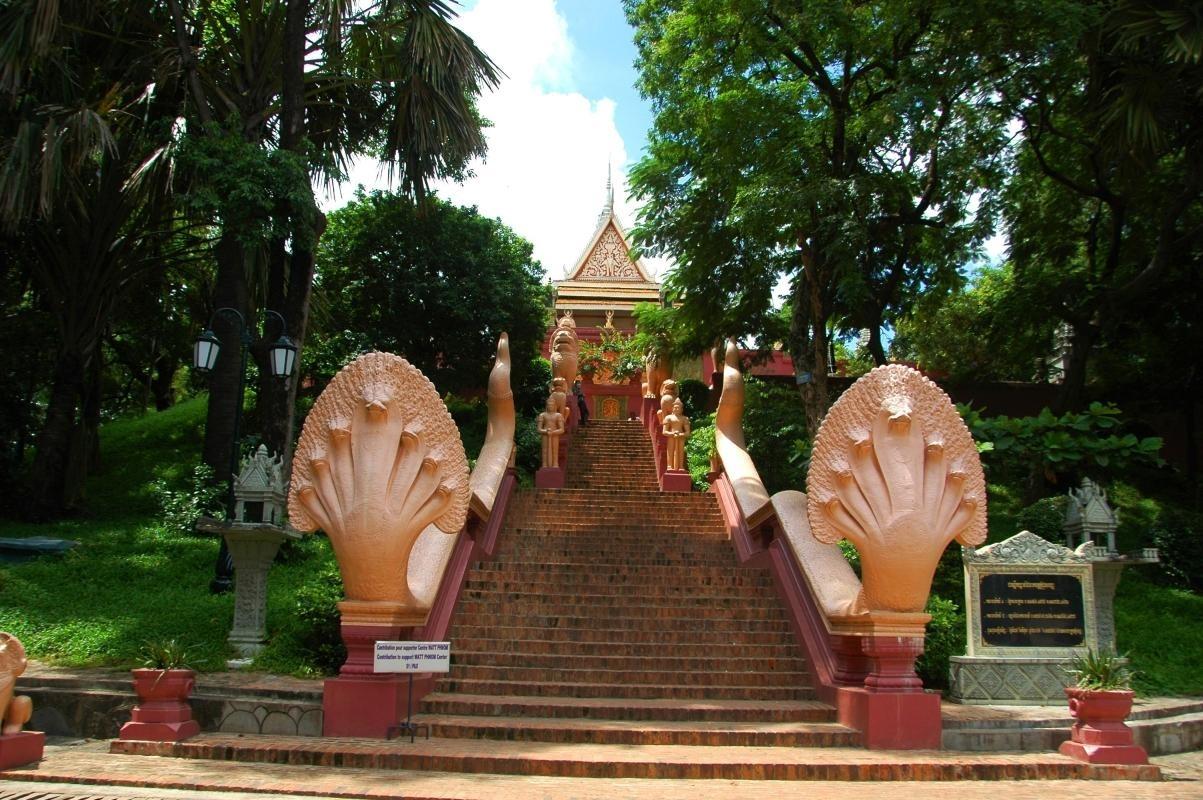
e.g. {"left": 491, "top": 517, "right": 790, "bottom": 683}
{"left": 994, "top": 0, "right": 1203, "bottom": 412}
{"left": 625, "top": 0, "right": 1003, "bottom": 434}
{"left": 309, "top": 190, "right": 548, "bottom": 396}
{"left": 891, "top": 264, "right": 1059, "bottom": 382}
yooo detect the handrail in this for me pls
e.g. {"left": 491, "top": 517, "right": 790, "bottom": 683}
{"left": 469, "top": 333, "right": 515, "bottom": 518}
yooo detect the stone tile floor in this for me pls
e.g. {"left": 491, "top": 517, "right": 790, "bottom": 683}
{"left": 0, "top": 740, "right": 1199, "bottom": 800}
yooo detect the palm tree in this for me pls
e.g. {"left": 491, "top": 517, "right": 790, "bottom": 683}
{"left": 0, "top": 1, "right": 186, "bottom": 517}
{"left": 166, "top": 0, "right": 500, "bottom": 480}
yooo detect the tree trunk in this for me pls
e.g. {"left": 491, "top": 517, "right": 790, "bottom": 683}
{"left": 201, "top": 233, "right": 251, "bottom": 492}
{"left": 151, "top": 355, "right": 177, "bottom": 411}
{"left": 27, "top": 349, "right": 86, "bottom": 519}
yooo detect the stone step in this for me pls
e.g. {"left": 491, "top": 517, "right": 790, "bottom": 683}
{"left": 415, "top": 715, "right": 857, "bottom": 747}
{"left": 109, "top": 735, "right": 1161, "bottom": 781}
{"left": 435, "top": 678, "right": 813, "bottom": 701}
{"left": 484, "top": 555, "right": 742, "bottom": 569}
{"left": 469, "top": 563, "right": 765, "bottom": 579}
{"left": 419, "top": 694, "right": 828, "bottom": 722}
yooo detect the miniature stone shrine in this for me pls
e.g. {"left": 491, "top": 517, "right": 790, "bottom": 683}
{"left": 197, "top": 445, "right": 301, "bottom": 662}
{"left": 1064, "top": 478, "right": 1118, "bottom": 552}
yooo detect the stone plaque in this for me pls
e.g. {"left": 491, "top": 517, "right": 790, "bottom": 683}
{"left": 978, "top": 573, "right": 1086, "bottom": 648}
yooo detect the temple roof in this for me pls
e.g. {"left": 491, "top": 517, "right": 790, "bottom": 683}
{"left": 553, "top": 192, "right": 660, "bottom": 312}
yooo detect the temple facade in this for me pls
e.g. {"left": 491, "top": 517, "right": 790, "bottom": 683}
{"left": 545, "top": 186, "right": 663, "bottom": 420}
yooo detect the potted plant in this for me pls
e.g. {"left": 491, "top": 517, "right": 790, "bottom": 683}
{"left": 119, "top": 639, "right": 200, "bottom": 741}
{"left": 1058, "top": 649, "right": 1148, "bottom": 764}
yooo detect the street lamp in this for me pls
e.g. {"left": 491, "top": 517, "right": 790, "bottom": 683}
{"left": 192, "top": 308, "right": 296, "bottom": 593}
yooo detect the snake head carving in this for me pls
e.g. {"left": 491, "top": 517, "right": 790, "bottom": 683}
{"left": 807, "top": 366, "right": 986, "bottom": 612}
{"left": 289, "top": 353, "right": 469, "bottom": 607}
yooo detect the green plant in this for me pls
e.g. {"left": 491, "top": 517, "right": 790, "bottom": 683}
{"left": 676, "top": 379, "right": 709, "bottom": 419}
{"left": 291, "top": 560, "right": 346, "bottom": 675}
{"left": 139, "top": 638, "right": 192, "bottom": 670}
{"left": 684, "top": 414, "right": 716, "bottom": 490}
{"left": 916, "top": 596, "right": 964, "bottom": 690}
{"left": 959, "top": 402, "right": 1163, "bottom": 483}
{"left": 578, "top": 330, "right": 643, "bottom": 383}
{"left": 1064, "top": 649, "right": 1133, "bottom": 691}
{"left": 1016, "top": 495, "right": 1068, "bottom": 541}
{"left": 151, "top": 463, "right": 223, "bottom": 535}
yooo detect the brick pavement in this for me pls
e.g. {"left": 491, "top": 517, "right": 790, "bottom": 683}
{"left": 0, "top": 742, "right": 1200, "bottom": 800}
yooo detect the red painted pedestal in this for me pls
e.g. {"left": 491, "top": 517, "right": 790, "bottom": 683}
{"left": 535, "top": 466, "right": 565, "bottom": 488}
{"left": 324, "top": 621, "right": 422, "bottom": 737}
{"left": 1059, "top": 689, "right": 1148, "bottom": 765}
{"left": 119, "top": 669, "right": 200, "bottom": 742}
{"left": 0, "top": 731, "right": 44, "bottom": 769}
{"left": 661, "top": 469, "right": 692, "bottom": 493}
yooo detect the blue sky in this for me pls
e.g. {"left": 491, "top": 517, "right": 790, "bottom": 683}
{"left": 332, "top": 1, "right": 663, "bottom": 278}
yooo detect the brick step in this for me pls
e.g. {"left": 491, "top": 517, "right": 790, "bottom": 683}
{"left": 435, "top": 678, "right": 813, "bottom": 701}
{"left": 492, "top": 549, "right": 735, "bottom": 565}
{"left": 415, "top": 715, "right": 856, "bottom": 747}
{"left": 484, "top": 555, "right": 741, "bottom": 569}
{"left": 470, "top": 563, "right": 765, "bottom": 579}
{"left": 450, "top": 638, "right": 801, "bottom": 659}
{"left": 451, "top": 612, "right": 792, "bottom": 633}
{"left": 449, "top": 626, "right": 796, "bottom": 646}
{"left": 519, "top": 489, "right": 708, "bottom": 501}
{"left": 448, "top": 651, "right": 806, "bottom": 673}
{"left": 420, "top": 694, "right": 830, "bottom": 722}
{"left": 453, "top": 600, "right": 790, "bottom": 622}
{"left": 459, "top": 585, "right": 775, "bottom": 602}
{"left": 462, "top": 575, "right": 775, "bottom": 593}
{"left": 500, "top": 527, "right": 727, "bottom": 541}
{"left": 444, "top": 664, "right": 810, "bottom": 688}
{"left": 112, "top": 735, "right": 1160, "bottom": 781}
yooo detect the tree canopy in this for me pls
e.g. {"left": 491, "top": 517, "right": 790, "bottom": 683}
{"left": 310, "top": 190, "right": 549, "bottom": 396}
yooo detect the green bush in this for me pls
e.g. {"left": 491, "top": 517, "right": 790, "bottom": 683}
{"left": 960, "top": 402, "right": 1163, "bottom": 483}
{"left": 151, "top": 463, "right": 223, "bottom": 535}
{"left": 1151, "top": 507, "right": 1202, "bottom": 592}
{"left": 916, "top": 596, "right": 965, "bottom": 690}
{"left": 741, "top": 378, "right": 809, "bottom": 494}
{"left": 1016, "top": 495, "right": 1068, "bottom": 541}
{"left": 514, "top": 418, "right": 542, "bottom": 481}
{"left": 685, "top": 414, "right": 716, "bottom": 490}
{"left": 291, "top": 556, "right": 346, "bottom": 675}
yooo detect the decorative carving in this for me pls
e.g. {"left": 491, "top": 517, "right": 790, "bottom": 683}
{"left": 657, "top": 379, "right": 679, "bottom": 424}
{"left": 580, "top": 225, "right": 640, "bottom": 279}
{"left": 1064, "top": 478, "right": 1119, "bottom": 552}
{"left": 0, "top": 633, "right": 32, "bottom": 735}
{"left": 288, "top": 352, "right": 470, "bottom": 614}
{"left": 601, "top": 397, "right": 620, "bottom": 419}
{"left": 662, "top": 398, "right": 691, "bottom": 471}
{"left": 469, "top": 333, "right": 515, "bottom": 517}
{"left": 604, "top": 309, "right": 615, "bottom": 329}
{"left": 965, "top": 530, "right": 1092, "bottom": 565}
{"left": 537, "top": 396, "right": 565, "bottom": 468}
{"left": 714, "top": 340, "right": 771, "bottom": 522}
{"left": 234, "top": 444, "right": 288, "bottom": 525}
{"left": 550, "top": 376, "right": 572, "bottom": 425}
{"left": 551, "top": 314, "right": 579, "bottom": 388}
{"left": 807, "top": 365, "right": 987, "bottom": 613}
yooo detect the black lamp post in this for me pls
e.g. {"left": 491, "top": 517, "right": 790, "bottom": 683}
{"left": 193, "top": 308, "right": 297, "bottom": 593}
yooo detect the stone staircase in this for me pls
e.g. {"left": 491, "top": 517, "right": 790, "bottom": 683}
{"left": 413, "top": 418, "right": 856, "bottom": 749}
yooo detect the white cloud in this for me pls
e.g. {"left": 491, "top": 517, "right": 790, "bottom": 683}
{"left": 325, "top": 0, "right": 665, "bottom": 280}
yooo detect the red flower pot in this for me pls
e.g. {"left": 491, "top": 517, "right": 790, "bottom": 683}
{"left": 1059, "top": 688, "right": 1147, "bottom": 765}
{"left": 120, "top": 669, "right": 200, "bottom": 742}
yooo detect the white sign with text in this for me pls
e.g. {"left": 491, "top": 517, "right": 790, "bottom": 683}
{"left": 373, "top": 641, "right": 451, "bottom": 673}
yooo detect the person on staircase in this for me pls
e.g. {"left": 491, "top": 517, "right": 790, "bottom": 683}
{"left": 573, "top": 381, "right": 589, "bottom": 427}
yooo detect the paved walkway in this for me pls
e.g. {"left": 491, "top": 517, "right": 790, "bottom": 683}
{"left": 0, "top": 741, "right": 1200, "bottom": 800}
